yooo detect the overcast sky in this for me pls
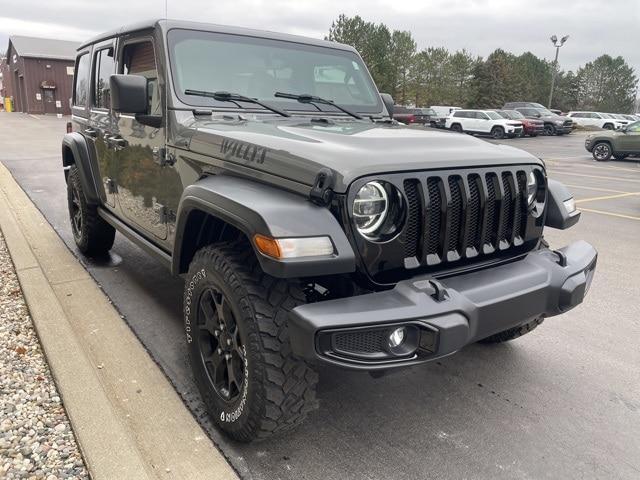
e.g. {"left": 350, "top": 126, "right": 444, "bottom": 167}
{"left": 1, "top": 0, "right": 638, "bottom": 74}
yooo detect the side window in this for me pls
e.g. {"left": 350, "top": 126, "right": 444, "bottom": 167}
{"left": 73, "top": 53, "right": 90, "bottom": 106}
{"left": 121, "top": 41, "right": 160, "bottom": 115}
{"left": 93, "top": 47, "right": 115, "bottom": 109}
{"left": 453, "top": 111, "right": 466, "bottom": 118}
{"left": 477, "top": 112, "right": 489, "bottom": 120}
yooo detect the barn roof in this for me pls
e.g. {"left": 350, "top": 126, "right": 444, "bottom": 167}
{"left": 8, "top": 35, "right": 79, "bottom": 61}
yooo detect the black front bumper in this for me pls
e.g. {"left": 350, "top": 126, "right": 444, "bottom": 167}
{"left": 289, "top": 241, "right": 597, "bottom": 370}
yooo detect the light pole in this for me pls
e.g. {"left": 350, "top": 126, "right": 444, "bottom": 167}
{"left": 548, "top": 35, "right": 569, "bottom": 109}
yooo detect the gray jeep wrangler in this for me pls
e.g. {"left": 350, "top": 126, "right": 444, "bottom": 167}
{"left": 62, "top": 19, "right": 597, "bottom": 442}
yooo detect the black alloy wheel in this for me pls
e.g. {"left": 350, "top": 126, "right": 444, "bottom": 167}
{"left": 197, "top": 287, "right": 245, "bottom": 403}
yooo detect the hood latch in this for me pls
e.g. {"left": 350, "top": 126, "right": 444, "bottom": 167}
{"left": 309, "top": 168, "right": 335, "bottom": 206}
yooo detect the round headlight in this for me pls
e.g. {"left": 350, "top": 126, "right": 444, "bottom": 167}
{"left": 353, "top": 181, "right": 405, "bottom": 241}
{"left": 353, "top": 181, "right": 388, "bottom": 235}
{"left": 526, "top": 171, "right": 538, "bottom": 205}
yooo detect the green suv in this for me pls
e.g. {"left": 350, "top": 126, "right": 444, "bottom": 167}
{"left": 585, "top": 121, "right": 640, "bottom": 161}
{"left": 62, "top": 19, "right": 597, "bottom": 442}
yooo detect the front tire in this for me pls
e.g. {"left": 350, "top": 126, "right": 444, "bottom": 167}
{"left": 491, "top": 126, "right": 505, "bottom": 139}
{"left": 592, "top": 142, "right": 612, "bottom": 161}
{"left": 67, "top": 165, "right": 115, "bottom": 255}
{"left": 479, "top": 317, "right": 544, "bottom": 344}
{"left": 544, "top": 124, "right": 556, "bottom": 136}
{"left": 184, "top": 242, "right": 318, "bottom": 442}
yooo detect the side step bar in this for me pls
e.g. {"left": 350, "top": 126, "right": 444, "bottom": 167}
{"left": 98, "top": 208, "right": 172, "bottom": 270}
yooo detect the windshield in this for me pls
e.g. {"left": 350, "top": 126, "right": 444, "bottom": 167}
{"left": 168, "top": 29, "right": 382, "bottom": 114}
{"left": 505, "top": 110, "right": 524, "bottom": 119}
{"left": 485, "top": 111, "right": 501, "bottom": 120}
{"left": 535, "top": 108, "right": 554, "bottom": 116}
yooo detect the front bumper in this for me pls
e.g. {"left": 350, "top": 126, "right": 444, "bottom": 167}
{"left": 554, "top": 124, "right": 573, "bottom": 134}
{"left": 289, "top": 241, "right": 597, "bottom": 370}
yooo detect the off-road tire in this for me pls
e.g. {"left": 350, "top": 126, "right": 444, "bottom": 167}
{"left": 479, "top": 317, "right": 544, "bottom": 344}
{"left": 592, "top": 142, "right": 612, "bottom": 161}
{"left": 67, "top": 165, "right": 115, "bottom": 255}
{"left": 491, "top": 126, "right": 505, "bottom": 139}
{"left": 184, "top": 242, "right": 318, "bottom": 442}
{"left": 603, "top": 123, "right": 614, "bottom": 130}
{"left": 544, "top": 123, "right": 556, "bottom": 136}
{"left": 450, "top": 123, "right": 463, "bottom": 133}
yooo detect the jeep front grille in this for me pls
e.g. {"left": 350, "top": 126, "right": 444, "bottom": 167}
{"left": 402, "top": 168, "right": 532, "bottom": 266}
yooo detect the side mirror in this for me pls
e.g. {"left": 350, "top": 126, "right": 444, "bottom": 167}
{"left": 380, "top": 93, "right": 394, "bottom": 118}
{"left": 110, "top": 74, "right": 148, "bottom": 114}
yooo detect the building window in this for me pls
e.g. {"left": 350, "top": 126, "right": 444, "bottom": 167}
{"left": 43, "top": 89, "right": 54, "bottom": 102}
{"left": 93, "top": 47, "right": 115, "bottom": 109}
{"left": 73, "top": 53, "right": 90, "bottom": 107}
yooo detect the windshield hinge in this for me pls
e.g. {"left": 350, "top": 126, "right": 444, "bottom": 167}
{"left": 309, "top": 168, "right": 335, "bottom": 206}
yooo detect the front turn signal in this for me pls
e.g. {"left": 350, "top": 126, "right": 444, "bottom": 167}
{"left": 254, "top": 235, "right": 334, "bottom": 259}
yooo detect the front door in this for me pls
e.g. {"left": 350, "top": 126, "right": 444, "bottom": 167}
{"left": 618, "top": 122, "right": 640, "bottom": 152}
{"left": 43, "top": 89, "right": 56, "bottom": 114}
{"left": 114, "top": 37, "right": 180, "bottom": 242}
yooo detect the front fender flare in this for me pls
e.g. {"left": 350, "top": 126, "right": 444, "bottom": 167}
{"left": 173, "top": 175, "right": 356, "bottom": 278}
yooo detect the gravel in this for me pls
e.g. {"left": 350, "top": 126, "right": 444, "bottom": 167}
{"left": 0, "top": 231, "right": 89, "bottom": 480}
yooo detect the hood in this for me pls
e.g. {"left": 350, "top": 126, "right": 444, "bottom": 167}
{"left": 182, "top": 115, "right": 543, "bottom": 193}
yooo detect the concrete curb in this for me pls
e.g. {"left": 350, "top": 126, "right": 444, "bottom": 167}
{"left": 0, "top": 162, "right": 237, "bottom": 479}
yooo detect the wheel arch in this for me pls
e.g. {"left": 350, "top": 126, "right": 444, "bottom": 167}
{"left": 173, "top": 176, "right": 356, "bottom": 279}
{"left": 61, "top": 133, "right": 101, "bottom": 205}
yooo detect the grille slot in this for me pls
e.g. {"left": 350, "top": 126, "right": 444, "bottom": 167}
{"left": 399, "top": 168, "right": 532, "bottom": 269}
{"left": 426, "top": 178, "right": 442, "bottom": 256}
{"left": 403, "top": 180, "right": 421, "bottom": 258}
{"left": 334, "top": 330, "right": 386, "bottom": 355}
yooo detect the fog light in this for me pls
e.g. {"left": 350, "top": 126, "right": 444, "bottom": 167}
{"left": 388, "top": 327, "right": 406, "bottom": 348}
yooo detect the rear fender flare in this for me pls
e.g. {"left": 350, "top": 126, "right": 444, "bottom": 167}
{"left": 62, "top": 133, "right": 101, "bottom": 205}
{"left": 173, "top": 175, "right": 356, "bottom": 278}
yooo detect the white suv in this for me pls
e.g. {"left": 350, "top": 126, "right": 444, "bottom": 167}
{"left": 445, "top": 109, "right": 523, "bottom": 139}
{"left": 567, "top": 111, "right": 626, "bottom": 130}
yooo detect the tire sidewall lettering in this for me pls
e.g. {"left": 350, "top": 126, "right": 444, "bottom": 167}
{"left": 184, "top": 268, "right": 206, "bottom": 344}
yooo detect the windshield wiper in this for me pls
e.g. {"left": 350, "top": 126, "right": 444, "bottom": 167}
{"left": 274, "top": 92, "right": 363, "bottom": 120}
{"left": 185, "top": 89, "right": 290, "bottom": 117}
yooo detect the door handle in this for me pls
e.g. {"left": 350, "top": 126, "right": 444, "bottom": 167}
{"left": 83, "top": 128, "right": 98, "bottom": 138}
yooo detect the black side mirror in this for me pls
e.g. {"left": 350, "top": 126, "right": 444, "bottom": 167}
{"left": 380, "top": 93, "right": 395, "bottom": 118}
{"left": 110, "top": 74, "right": 148, "bottom": 114}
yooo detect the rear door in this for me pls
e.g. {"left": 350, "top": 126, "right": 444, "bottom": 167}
{"left": 89, "top": 41, "right": 118, "bottom": 208}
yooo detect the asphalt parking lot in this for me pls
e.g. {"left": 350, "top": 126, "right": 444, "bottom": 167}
{"left": 1, "top": 113, "right": 639, "bottom": 480}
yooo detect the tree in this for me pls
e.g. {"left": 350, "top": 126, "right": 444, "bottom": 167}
{"left": 469, "top": 49, "right": 518, "bottom": 108}
{"left": 576, "top": 55, "right": 638, "bottom": 113}
{"left": 390, "top": 30, "right": 417, "bottom": 103}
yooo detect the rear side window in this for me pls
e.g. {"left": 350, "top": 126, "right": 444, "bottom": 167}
{"left": 121, "top": 41, "right": 160, "bottom": 115}
{"left": 453, "top": 111, "right": 465, "bottom": 118}
{"left": 73, "top": 53, "right": 90, "bottom": 106}
{"left": 93, "top": 47, "right": 115, "bottom": 109}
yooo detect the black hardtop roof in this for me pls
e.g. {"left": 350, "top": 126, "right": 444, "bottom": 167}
{"left": 79, "top": 18, "right": 356, "bottom": 53}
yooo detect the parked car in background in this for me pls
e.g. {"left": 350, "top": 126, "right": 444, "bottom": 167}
{"left": 494, "top": 109, "right": 544, "bottom": 137}
{"left": 430, "top": 105, "right": 461, "bottom": 128}
{"left": 393, "top": 106, "right": 437, "bottom": 125}
{"left": 585, "top": 121, "right": 640, "bottom": 161}
{"left": 609, "top": 114, "right": 630, "bottom": 126}
{"left": 621, "top": 114, "right": 638, "bottom": 122}
{"left": 503, "top": 102, "right": 547, "bottom": 109}
{"left": 567, "top": 111, "right": 627, "bottom": 130}
{"left": 510, "top": 106, "right": 573, "bottom": 135}
{"left": 446, "top": 109, "right": 523, "bottom": 138}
